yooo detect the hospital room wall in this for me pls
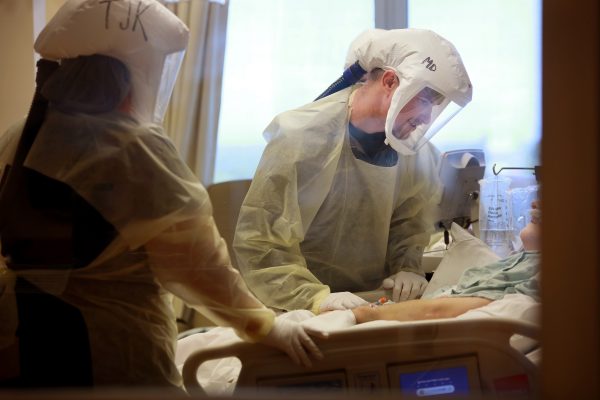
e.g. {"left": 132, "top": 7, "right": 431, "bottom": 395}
{"left": 0, "top": 0, "right": 36, "bottom": 135}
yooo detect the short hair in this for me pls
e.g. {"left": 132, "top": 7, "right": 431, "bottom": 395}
{"left": 42, "top": 54, "right": 131, "bottom": 114}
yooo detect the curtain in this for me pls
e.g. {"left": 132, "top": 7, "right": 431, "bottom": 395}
{"left": 161, "top": 0, "right": 229, "bottom": 185}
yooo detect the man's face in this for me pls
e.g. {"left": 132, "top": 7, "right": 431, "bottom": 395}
{"left": 391, "top": 87, "right": 444, "bottom": 140}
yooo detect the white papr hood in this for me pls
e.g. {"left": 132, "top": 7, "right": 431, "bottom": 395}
{"left": 346, "top": 28, "right": 473, "bottom": 155}
{"left": 34, "top": 0, "right": 189, "bottom": 124}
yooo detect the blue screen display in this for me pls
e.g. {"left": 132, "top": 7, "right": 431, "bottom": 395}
{"left": 399, "top": 366, "right": 470, "bottom": 396}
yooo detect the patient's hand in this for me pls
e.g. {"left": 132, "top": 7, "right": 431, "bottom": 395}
{"left": 351, "top": 304, "right": 378, "bottom": 324}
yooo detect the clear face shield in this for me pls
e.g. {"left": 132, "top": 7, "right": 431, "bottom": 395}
{"left": 152, "top": 50, "right": 186, "bottom": 124}
{"left": 385, "top": 82, "right": 465, "bottom": 156}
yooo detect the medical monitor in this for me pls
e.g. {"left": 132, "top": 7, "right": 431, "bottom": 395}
{"left": 434, "top": 149, "right": 485, "bottom": 231}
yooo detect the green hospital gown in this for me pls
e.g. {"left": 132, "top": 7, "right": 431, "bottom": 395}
{"left": 446, "top": 252, "right": 540, "bottom": 302}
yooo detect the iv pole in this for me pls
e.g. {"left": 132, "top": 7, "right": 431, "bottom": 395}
{"left": 492, "top": 164, "right": 542, "bottom": 182}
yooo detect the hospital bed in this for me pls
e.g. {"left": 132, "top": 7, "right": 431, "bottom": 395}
{"left": 181, "top": 316, "right": 540, "bottom": 397}
{"left": 180, "top": 268, "right": 540, "bottom": 397}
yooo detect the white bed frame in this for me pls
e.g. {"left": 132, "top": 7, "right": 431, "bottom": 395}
{"left": 182, "top": 317, "right": 539, "bottom": 397}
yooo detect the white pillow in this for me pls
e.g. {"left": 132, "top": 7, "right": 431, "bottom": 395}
{"left": 422, "top": 223, "right": 500, "bottom": 299}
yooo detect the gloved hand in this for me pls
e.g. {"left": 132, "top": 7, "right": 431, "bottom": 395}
{"left": 382, "top": 271, "right": 428, "bottom": 302}
{"left": 260, "top": 318, "right": 324, "bottom": 367}
{"left": 318, "top": 292, "right": 369, "bottom": 313}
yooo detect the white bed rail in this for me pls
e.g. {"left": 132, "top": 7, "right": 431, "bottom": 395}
{"left": 182, "top": 317, "right": 540, "bottom": 397}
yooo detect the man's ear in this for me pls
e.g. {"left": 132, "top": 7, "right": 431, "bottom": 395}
{"left": 381, "top": 70, "right": 398, "bottom": 93}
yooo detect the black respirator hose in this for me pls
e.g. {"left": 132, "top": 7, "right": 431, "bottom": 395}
{"left": 0, "top": 59, "right": 59, "bottom": 228}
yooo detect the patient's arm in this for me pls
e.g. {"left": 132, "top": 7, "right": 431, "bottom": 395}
{"left": 352, "top": 297, "right": 492, "bottom": 324}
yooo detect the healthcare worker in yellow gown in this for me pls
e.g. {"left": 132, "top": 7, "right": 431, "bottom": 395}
{"left": 0, "top": 0, "right": 321, "bottom": 389}
{"left": 234, "top": 28, "right": 473, "bottom": 314}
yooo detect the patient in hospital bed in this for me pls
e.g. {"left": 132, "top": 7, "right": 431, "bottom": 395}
{"left": 176, "top": 203, "right": 541, "bottom": 393}
{"left": 352, "top": 204, "right": 540, "bottom": 324}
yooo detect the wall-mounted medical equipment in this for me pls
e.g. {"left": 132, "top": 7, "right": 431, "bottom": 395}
{"left": 434, "top": 149, "right": 485, "bottom": 232}
{"left": 182, "top": 318, "right": 539, "bottom": 397}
